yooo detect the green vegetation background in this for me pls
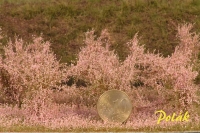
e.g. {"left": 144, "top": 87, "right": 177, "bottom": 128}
{"left": 1, "top": 0, "right": 200, "bottom": 61}
{"left": 1, "top": 0, "right": 200, "bottom": 62}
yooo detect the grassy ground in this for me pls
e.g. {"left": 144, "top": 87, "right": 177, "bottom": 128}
{"left": 0, "top": 122, "right": 199, "bottom": 132}
{"left": 1, "top": 0, "right": 200, "bottom": 131}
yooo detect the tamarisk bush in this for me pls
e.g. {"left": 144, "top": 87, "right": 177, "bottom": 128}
{"left": 0, "top": 36, "right": 64, "bottom": 108}
{"left": 69, "top": 23, "right": 200, "bottom": 112}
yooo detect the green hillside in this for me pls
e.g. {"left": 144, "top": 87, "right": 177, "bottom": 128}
{"left": 1, "top": 0, "right": 200, "bottom": 62}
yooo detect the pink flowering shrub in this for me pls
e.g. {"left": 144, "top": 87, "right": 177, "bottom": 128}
{"left": 0, "top": 23, "right": 199, "bottom": 130}
{"left": 68, "top": 23, "right": 200, "bottom": 112}
{"left": 0, "top": 36, "right": 64, "bottom": 108}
